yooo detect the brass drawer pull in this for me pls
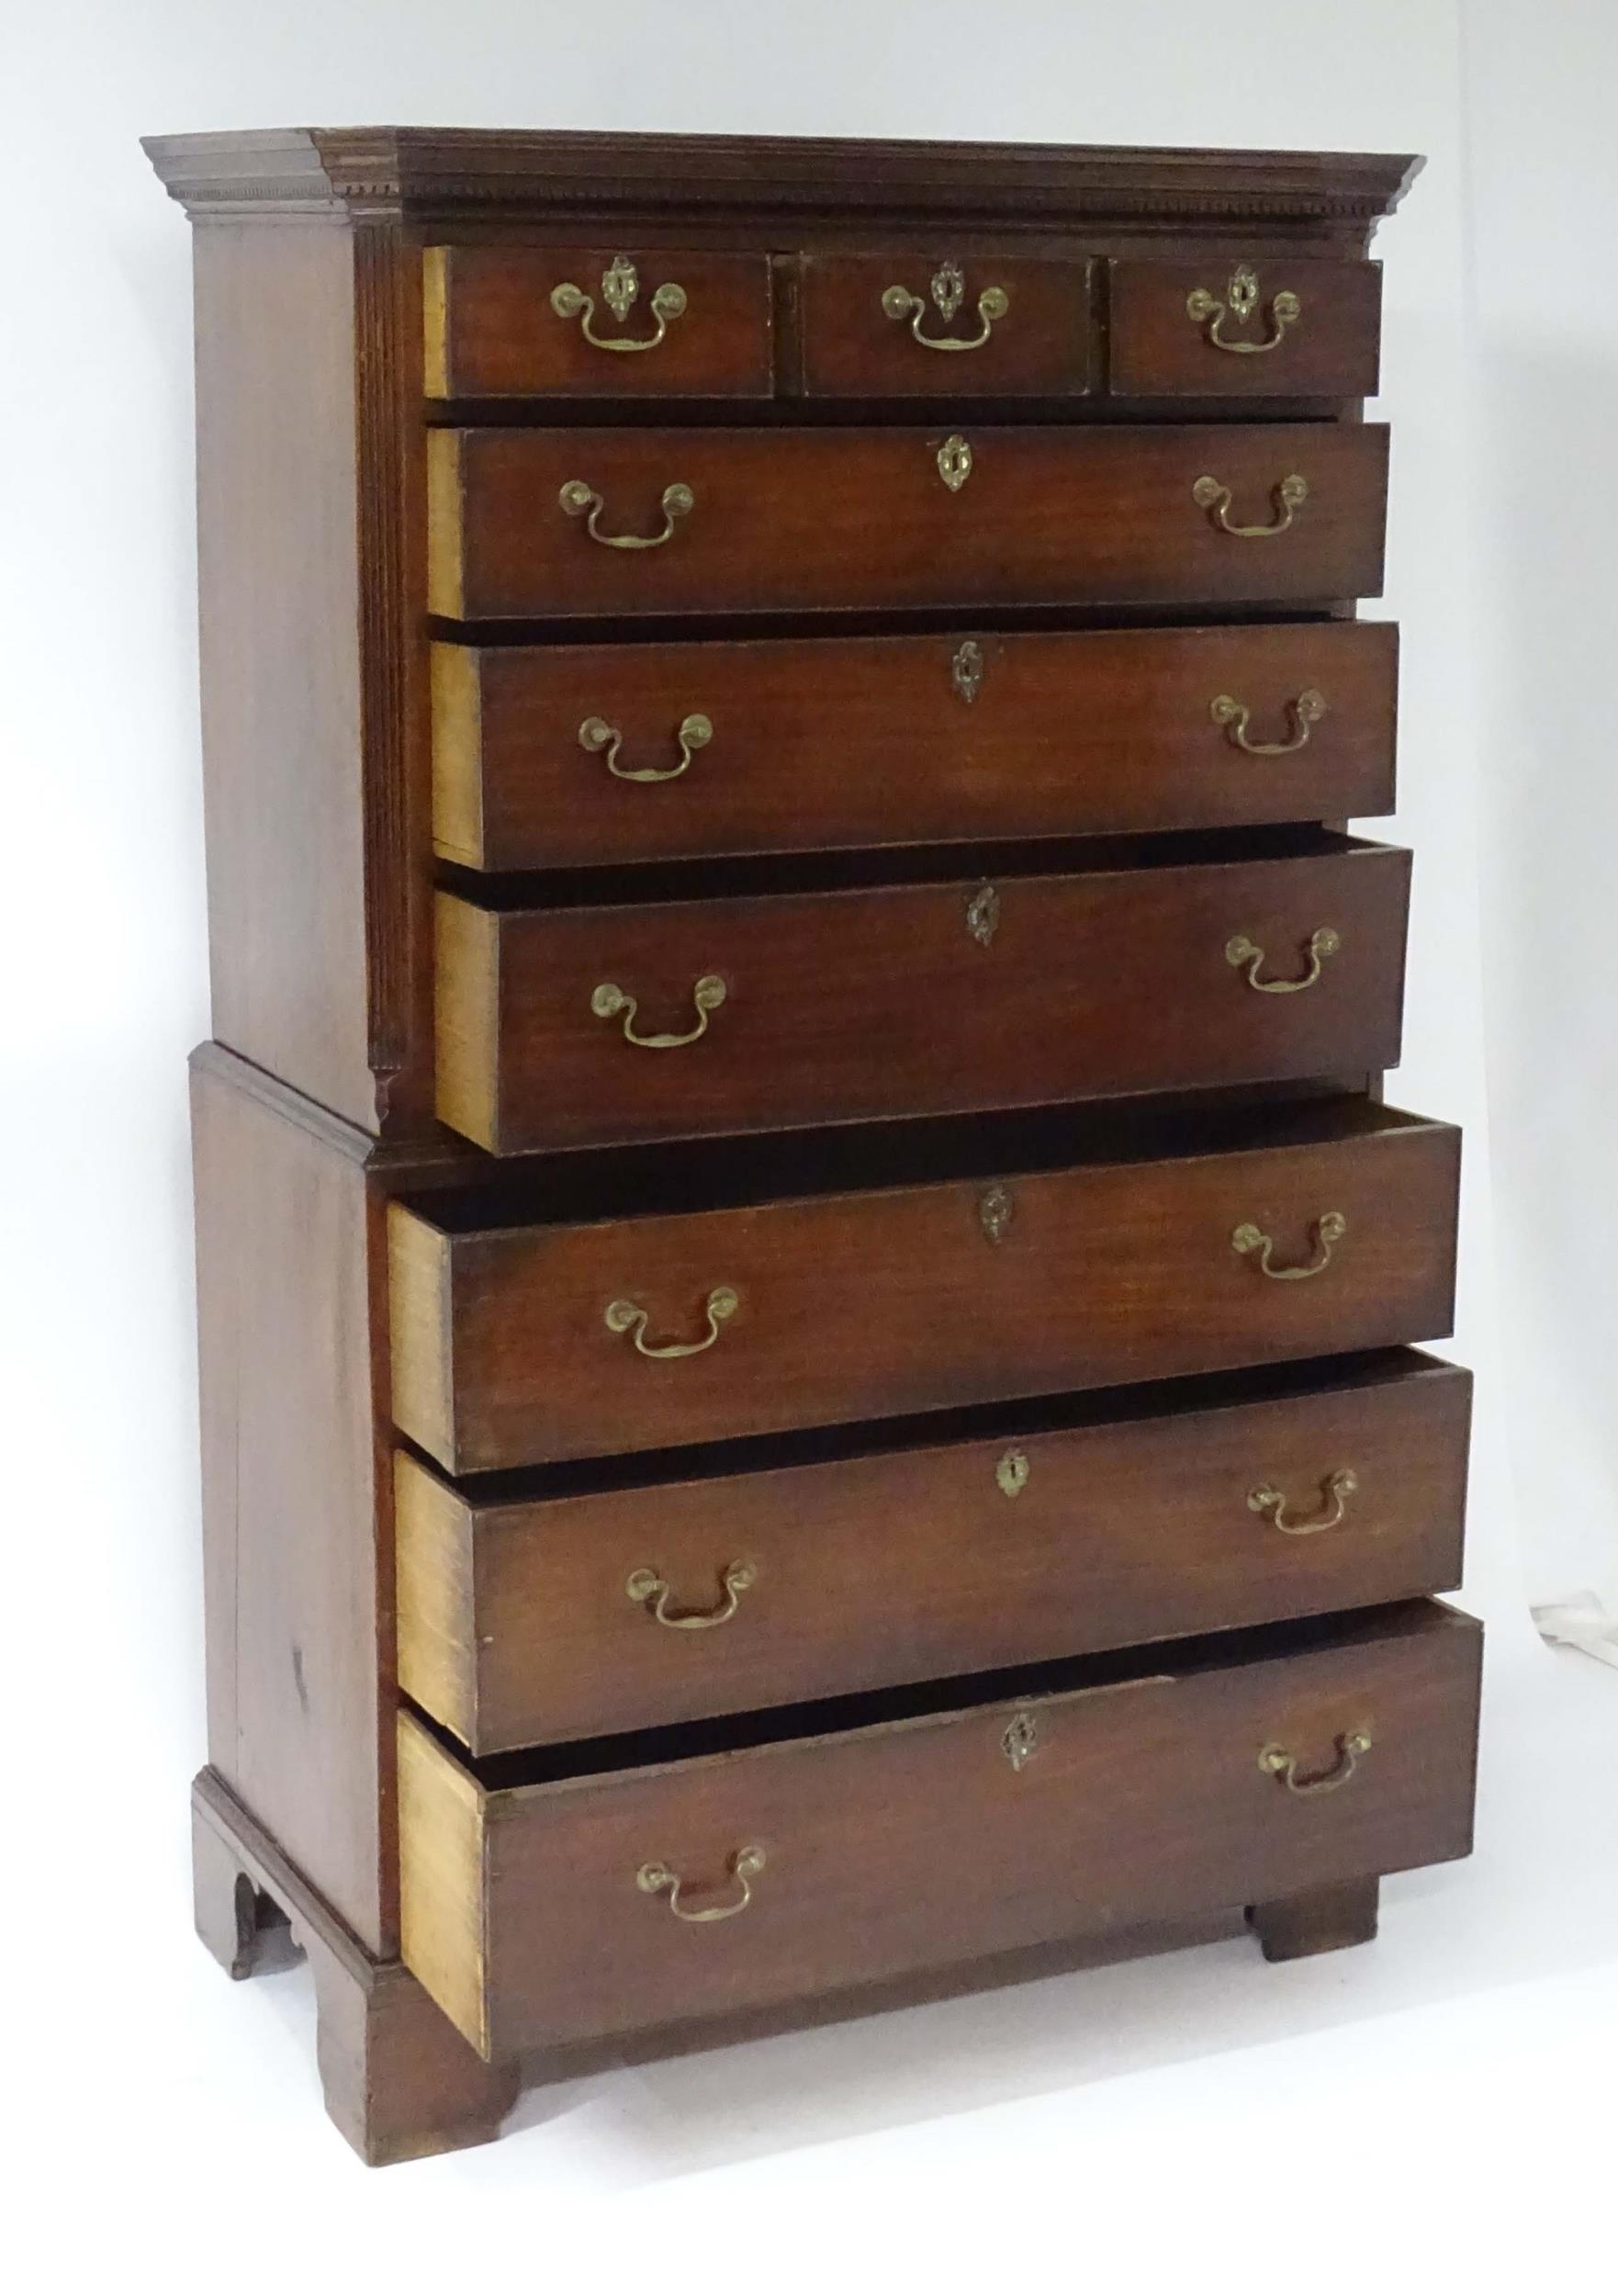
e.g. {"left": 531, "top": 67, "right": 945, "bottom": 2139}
{"left": 605, "top": 1285, "right": 739, "bottom": 1359}
{"left": 592, "top": 973, "right": 726, "bottom": 1047}
{"left": 579, "top": 712, "right": 713, "bottom": 783}
{"left": 1225, "top": 927, "right": 1340, "bottom": 993}
{"left": 559, "top": 478, "right": 694, "bottom": 549}
{"left": 549, "top": 254, "right": 688, "bottom": 354}
{"left": 1231, "top": 1211, "right": 1346, "bottom": 1281}
{"left": 1259, "top": 1729, "right": 1371, "bottom": 1796}
{"left": 637, "top": 1846, "right": 766, "bottom": 1923}
{"left": 1211, "top": 688, "right": 1326, "bottom": 756}
{"left": 882, "top": 261, "right": 1009, "bottom": 352}
{"left": 1249, "top": 1469, "right": 1358, "bottom": 1536}
{"left": 1186, "top": 264, "right": 1300, "bottom": 355}
{"left": 1193, "top": 472, "right": 1308, "bottom": 537}
{"left": 626, "top": 1559, "right": 757, "bottom": 1628}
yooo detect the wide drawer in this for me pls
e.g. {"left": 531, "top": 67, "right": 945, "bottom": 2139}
{"left": 396, "top": 1350, "right": 1472, "bottom": 1753}
{"left": 397, "top": 1599, "right": 1482, "bottom": 2055}
{"left": 432, "top": 620, "right": 1399, "bottom": 871}
{"left": 1108, "top": 256, "right": 1382, "bottom": 400}
{"left": 435, "top": 834, "right": 1410, "bottom": 1154}
{"left": 387, "top": 1099, "right": 1461, "bottom": 1473}
{"left": 427, "top": 422, "right": 1388, "bottom": 620}
{"left": 796, "top": 253, "right": 1092, "bottom": 397}
{"left": 423, "top": 245, "right": 774, "bottom": 399}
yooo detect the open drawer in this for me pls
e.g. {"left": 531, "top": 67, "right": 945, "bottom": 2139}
{"left": 396, "top": 1350, "right": 1473, "bottom": 1754}
{"left": 397, "top": 1599, "right": 1482, "bottom": 2057}
{"left": 434, "top": 831, "right": 1411, "bottom": 1155}
{"left": 387, "top": 1097, "right": 1461, "bottom": 1474}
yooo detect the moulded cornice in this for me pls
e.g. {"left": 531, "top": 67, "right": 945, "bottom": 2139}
{"left": 142, "top": 126, "right": 1423, "bottom": 233}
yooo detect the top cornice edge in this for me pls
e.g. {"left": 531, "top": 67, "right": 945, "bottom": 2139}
{"left": 141, "top": 127, "right": 1424, "bottom": 230}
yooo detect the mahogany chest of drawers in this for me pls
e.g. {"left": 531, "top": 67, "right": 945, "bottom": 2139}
{"left": 146, "top": 126, "right": 1479, "bottom": 2165}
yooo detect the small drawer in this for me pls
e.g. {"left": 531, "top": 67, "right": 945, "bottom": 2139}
{"left": 434, "top": 833, "right": 1410, "bottom": 1155}
{"left": 426, "top": 422, "right": 1388, "bottom": 620}
{"left": 423, "top": 245, "right": 773, "bottom": 400}
{"left": 1108, "top": 256, "right": 1382, "bottom": 400}
{"left": 398, "top": 1599, "right": 1481, "bottom": 2056}
{"left": 432, "top": 620, "right": 1399, "bottom": 872}
{"left": 387, "top": 1098, "right": 1460, "bottom": 1474}
{"left": 796, "top": 253, "right": 1092, "bottom": 397}
{"left": 397, "top": 1351, "right": 1472, "bottom": 1754}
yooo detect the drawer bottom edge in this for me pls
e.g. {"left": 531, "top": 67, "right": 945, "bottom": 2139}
{"left": 500, "top": 1854, "right": 1456, "bottom": 2079}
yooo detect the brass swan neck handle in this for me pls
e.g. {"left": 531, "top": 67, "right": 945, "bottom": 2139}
{"left": 1211, "top": 689, "right": 1327, "bottom": 757}
{"left": 604, "top": 1286, "right": 739, "bottom": 1359}
{"left": 579, "top": 712, "right": 713, "bottom": 783}
{"left": 560, "top": 478, "right": 693, "bottom": 549}
{"left": 1226, "top": 928, "right": 1341, "bottom": 993}
{"left": 1231, "top": 1211, "right": 1347, "bottom": 1281}
{"left": 636, "top": 1846, "right": 766, "bottom": 1922}
{"left": 1194, "top": 472, "right": 1309, "bottom": 537}
{"left": 882, "top": 261, "right": 1009, "bottom": 352}
{"left": 625, "top": 1560, "right": 757, "bottom": 1629}
{"left": 1248, "top": 1469, "right": 1359, "bottom": 1536}
{"left": 592, "top": 974, "right": 726, "bottom": 1047}
{"left": 1187, "top": 265, "right": 1301, "bottom": 355}
{"left": 550, "top": 256, "right": 688, "bottom": 354}
{"left": 1259, "top": 1730, "right": 1372, "bottom": 1796}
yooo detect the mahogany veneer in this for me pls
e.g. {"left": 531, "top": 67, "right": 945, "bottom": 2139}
{"left": 148, "top": 125, "right": 1476, "bottom": 2166}
{"left": 433, "top": 619, "right": 1400, "bottom": 871}
{"left": 428, "top": 421, "right": 1390, "bottom": 620}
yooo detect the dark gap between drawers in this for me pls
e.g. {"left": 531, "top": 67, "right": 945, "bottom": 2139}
{"left": 435, "top": 824, "right": 1381, "bottom": 911}
{"left": 396, "top": 1092, "right": 1435, "bottom": 1233}
{"left": 407, "top": 1345, "right": 1455, "bottom": 1504}
{"left": 414, "top": 1598, "right": 1453, "bottom": 1791}
{"left": 423, "top": 400, "right": 1361, "bottom": 431}
{"left": 429, "top": 600, "right": 1355, "bottom": 647}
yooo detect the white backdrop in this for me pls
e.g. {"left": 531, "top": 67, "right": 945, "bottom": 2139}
{"left": 6, "top": 0, "right": 1615, "bottom": 2277}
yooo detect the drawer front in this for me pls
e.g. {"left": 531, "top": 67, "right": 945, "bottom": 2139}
{"left": 423, "top": 245, "right": 773, "bottom": 399}
{"left": 436, "top": 841, "right": 1410, "bottom": 1154}
{"left": 1108, "top": 257, "right": 1382, "bottom": 400}
{"left": 388, "top": 1109, "right": 1460, "bottom": 1472}
{"left": 433, "top": 621, "right": 1399, "bottom": 871}
{"left": 427, "top": 422, "right": 1388, "bottom": 620}
{"left": 398, "top": 1603, "right": 1482, "bottom": 2054}
{"left": 796, "top": 253, "right": 1092, "bottom": 397}
{"left": 396, "top": 1354, "right": 1473, "bottom": 1753}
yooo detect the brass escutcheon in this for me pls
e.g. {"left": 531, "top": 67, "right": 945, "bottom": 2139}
{"left": 951, "top": 637, "right": 985, "bottom": 703}
{"left": 995, "top": 1447, "right": 1030, "bottom": 1499}
{"left": 966, "top": 884, "right": 1000, "bottom": 947}
{"left": 979, "top": 1183, "right": 1015, "bottom": 1244}
{"left": 1002, "top": 1710, "right": 1040, "bottom": 1771}
{"left": 937, "top": 433, "right": 973, "bottom": 491}
{"left": 550, "top": 255, "right": 688, "bottom": 353}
